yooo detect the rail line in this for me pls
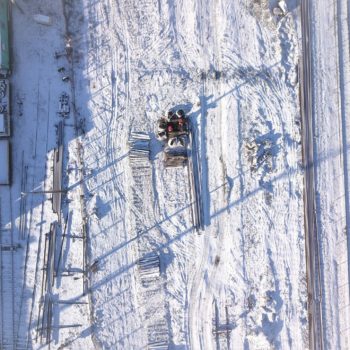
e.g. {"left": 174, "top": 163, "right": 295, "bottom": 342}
{"left": 335, "top": 0, "right": 350, "bottom": 345}
{"left": 302, "top": 0, "right": 350, "bottom": 348}
{"left": 300, "top": 1, "right": 324, "bottom": 349}
{"left": 0, "top": 196, "right": 15, "bottom": 350}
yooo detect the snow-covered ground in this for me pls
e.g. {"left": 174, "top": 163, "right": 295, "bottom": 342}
{"left": 2, "top": 0, "right": 349, "bottom": 349}
{"left": 64, "top": 0, "right": 307, "bottom": 348}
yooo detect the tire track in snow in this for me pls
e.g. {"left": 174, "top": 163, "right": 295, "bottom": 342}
{"left": 80, "top": 1, "right": 141, "bottom": 347}
{"left": 117, "top": 1, "right": 177, "bottom": 347}
{"left": 188, "top": 0, "right": 220, "bottom": 347}
{"left": 217, "top": 2, "right": 306, "bottom": 347}
{"left": 192, "top": 0, "right": 232, "bottom": 348}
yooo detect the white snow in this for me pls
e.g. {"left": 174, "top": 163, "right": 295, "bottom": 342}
{"left": 66, "top": 0, "right": 307, "bottom": 348}
{"left": 1, "top": 0, "right": 349, "bottom": 349}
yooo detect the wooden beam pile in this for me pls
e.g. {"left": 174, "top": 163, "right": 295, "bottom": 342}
{"left": 148, "top": 340, "right": 168, "bottom": 350}
{"left": 138, "top": 252, "right": 160, "bottom": 285}
{"left": 128, "top": 132, "right": 150, "bottom": 168}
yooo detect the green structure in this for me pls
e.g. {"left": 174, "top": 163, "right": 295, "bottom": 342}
{"left": 0, "top": 0, "right": 9, "bottom": 75}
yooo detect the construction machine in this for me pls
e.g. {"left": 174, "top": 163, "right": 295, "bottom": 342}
{"left": 157, "top": 110, "right": 190, "bottom": 167}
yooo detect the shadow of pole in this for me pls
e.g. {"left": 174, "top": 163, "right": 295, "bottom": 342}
{"left": 79, "top": 139, "right": 347, "bottom": 294}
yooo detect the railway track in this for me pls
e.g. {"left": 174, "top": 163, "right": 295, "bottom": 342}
{"left": 335, "top": 0, "right": 350, "bottom": 346}
{"left": 301, "top": 0, "right": 350, "bottom": 348}
{"left": 300, "top": 1, "right": 324, "bottom": 349}
{"left": 0, "top": 197, "right": 15, "bottom": 350}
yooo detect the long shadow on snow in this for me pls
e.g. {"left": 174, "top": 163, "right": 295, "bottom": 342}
{"left": 4, "top": 0, "right": 98, "bottom": 347}
{"left": 79, "top": 139, "right": 347, "bottom": 294}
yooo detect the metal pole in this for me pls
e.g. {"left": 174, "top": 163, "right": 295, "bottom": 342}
{"left": 21, "top": 189, "right": 67, "bottom": 196}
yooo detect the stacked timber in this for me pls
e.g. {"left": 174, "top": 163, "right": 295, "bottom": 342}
{"left": 147, "top": 320, "right": 168, "bottom": 349}
{"left": 148, "top": 340, "right": 168, "bottom": 350}
{"left": 138, "top": 252, "right": 160, "bottom": 285}
{"left": 128, "top": 132, "right": 150, "bottom": 168}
